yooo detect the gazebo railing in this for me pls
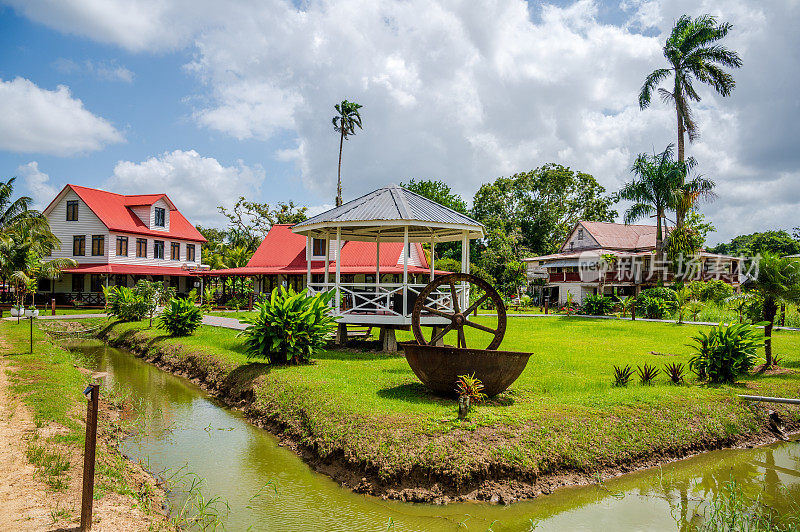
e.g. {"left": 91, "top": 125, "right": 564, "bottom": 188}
{"left": 307, "top": 282, "right": 465, "bottom": 318}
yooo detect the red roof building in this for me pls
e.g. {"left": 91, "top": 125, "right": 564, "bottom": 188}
{"left": 205, "top": 224, "right": 443, "bottom": 293}
{"left": 42, "top": 184, "right": 206, "bottom": 304}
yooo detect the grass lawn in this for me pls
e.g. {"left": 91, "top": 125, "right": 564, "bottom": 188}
{"left": 102, "top": 316, "right": 800, "bottom": 488}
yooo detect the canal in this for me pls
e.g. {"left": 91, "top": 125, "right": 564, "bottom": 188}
{"left": 75, "top": 340, "right": 800, "bottom": 531}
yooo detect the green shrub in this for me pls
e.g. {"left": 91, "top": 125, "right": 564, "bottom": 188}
{"left": 106, "top": 286, "right": 148, "bottom": 322}
{"left": 156, "top": 297, "right": 203, "bottom": 336}
{"left": 239, "top": 287, "right": 337, "bottom": 365}
{"left": 583, "top": 294, "right": 614, "bottom": 316}
{"left": 689, "top": 279, "right": 734, "bottom": 303}
{"left": 688, "top": 322, "right": 763, "bottom": 383}
{"left": 612, "top": 365, "right": 634, "bottom": 387}
{"left": 638, "top": 295, "right": 673, "bottom": 319}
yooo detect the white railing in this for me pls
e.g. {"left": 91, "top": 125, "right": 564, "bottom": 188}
{"left": 307, "top": 282, "right": 467, "bottom": 317}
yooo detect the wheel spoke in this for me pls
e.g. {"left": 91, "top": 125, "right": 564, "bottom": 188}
{"left": 449, "top": 281, "right": 461, "bottom": 313}
{"left": 457, "top": 326, "right": 467, "bottom": 349}
{"left": 463, "top": 294, "right": 488, "bottom": 317}
{"left": 431, "top": 323, "right": 454, "bottom": 345}
{"left": 464, "top": 319, "right": 496, "bottom": 334}
{"left": 421, "top": 305, "right": 453, "bottom": 320}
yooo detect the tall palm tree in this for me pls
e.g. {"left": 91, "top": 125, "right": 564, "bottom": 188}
{"left": 749, "top": 253, "right": 800, "bottom": 367}
{"left": 618, "top": 145, "right": 683, "bottom": 257}
{"left": 639, "top": 14, "right": 741, "bottom": 223}
{"left": 0, "top": 177, "right": 47, "bottom": 235}
{"left": 331, "top": 100, "right": 363, "bottom": 207}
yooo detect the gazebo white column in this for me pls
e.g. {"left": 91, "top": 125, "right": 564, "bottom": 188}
{"left": 324, "top": 230, "right": 330, "bottom": 293}
{"left": 375, "top": 232, "right": 380, "bottom": 296}
{"left": 402, "top": 226, "right": 409, "bottom": 316}
{"left": 335, "top": 226, "right": 341, "bottom": 313}
{"left": 306, "top": 236, "right": 312, "bottom": 291}
{"left": 430, "top": 234, "right": 435, "bottom": 282}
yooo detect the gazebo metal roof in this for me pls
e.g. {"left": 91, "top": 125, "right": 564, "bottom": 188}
{"left": 292, "top": 184, "right": 483, "bottom": 242}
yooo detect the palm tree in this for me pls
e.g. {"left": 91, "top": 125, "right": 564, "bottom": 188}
{"left": 639, "top": 14, "right": 741, "bottom": 223}
{"left": 617, "top": 145, "right": 683, "bottom": 257}
{"left": 749, "top": 253, "right": 800, "bottom": 367}
{"left": 331, "top": 100, "right": 363, "bottom": 207}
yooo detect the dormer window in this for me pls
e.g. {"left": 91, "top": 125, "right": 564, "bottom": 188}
{"left": 154, "top": 207, "right": 166, "bottom": 227}
{"left": 66, "top": 200, "right": 78, "bottom": 221}
{"left": 312, "top": 238, "right": 327, "bottom": 257}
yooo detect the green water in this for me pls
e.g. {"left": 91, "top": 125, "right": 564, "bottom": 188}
{"left": 75, "top": 341, "right": 800, "bottom": 531}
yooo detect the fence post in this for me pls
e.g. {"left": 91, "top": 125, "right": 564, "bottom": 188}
{"left": 631, "top": 301, "right": 636, "bottom": 321}
{"left": 80, "top": 383, "right": 100, "bottom": 531}
{"left": 51, "top": 298, "right": 56, "bottom": 316}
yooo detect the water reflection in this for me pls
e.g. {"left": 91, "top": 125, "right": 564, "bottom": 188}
{"left": 74, "top": 341, "right": 800, "bottom": 531}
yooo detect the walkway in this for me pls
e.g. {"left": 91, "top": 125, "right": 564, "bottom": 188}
{"left": 201, "top": 314, "right": 247, "bottom": 330}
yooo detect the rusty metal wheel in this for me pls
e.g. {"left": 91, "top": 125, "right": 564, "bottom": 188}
{"left": 411, "top": 273, "right": 506, "bottom": 350}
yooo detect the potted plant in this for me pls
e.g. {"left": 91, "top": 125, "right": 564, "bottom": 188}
{"left": 24, "top": 306, "right": 39, "bottom": 318}
{"left": 10, "top": 305, "right": 22, "bottom": 317}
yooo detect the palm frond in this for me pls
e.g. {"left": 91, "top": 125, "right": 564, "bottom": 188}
{"left": 639, "top": 68, "right": 671, "bottom": 109}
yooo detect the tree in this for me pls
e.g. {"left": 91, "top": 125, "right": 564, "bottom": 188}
{"left": 749, "top": 253, "right": 800, "bottom": 366}
{"left": 666, "top": 211, "right": 716, "bottom": 267}
{"left": 332, "top": 100, "right": 363, "bottom": 207}
{"left": 401, "top": 179, "right": 469, "bottom": 261}
{"left": 617, "top": 145, "right": 684, "bottom": 256}
{"left": 218, "top": 197, "right": 307, "bottom": 251}
{"left": 472, "top": 164, "right": 616, "bottom": 257}
{"left": 710, "top": 230, "right": 800, "bottom": 257}
{"left": 639, "top": 14, "right": 742, "bottom": 226}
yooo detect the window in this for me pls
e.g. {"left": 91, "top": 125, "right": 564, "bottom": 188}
{"left": 312, "top": 238, "right": 326, "bottom": 256}
{"left": 73, "top": 235, "right": 85, "bottom": 256}
{"left": 136, "top": 238, "right": 147, "bottom": 258}
{"left": 577, "top": 229, "right": 584, "bottom": 240}
{"left": 569, "top": 242, "right": 574, "bottom": 251}
{"left": 91, "top": 235, "right": 104, "bottom": 256}
{"left": 154, "top": 207, "right": 165, "bottom": 227}
{"left": 116, "top": 236, "right": 128, "bottom": 256}
{"left": 154, "top": 240, "right": 165, "bottom": 259}
{"left": 171, "top": 242, "right": 180, "bottom": 260}
{"left": 66, "top": 200, "right": 78, "bottom": 221}
{"left": 71, "top": 274, "right": 85, "bottom": 292}
{"left": 186, "top": 244, "right": 196, "bottom": 262}
{"left": 114, "top": 274, "right": 127, "bottom": 287}
{"left": 90, "top": 275, "right": 103, "bottom": 292}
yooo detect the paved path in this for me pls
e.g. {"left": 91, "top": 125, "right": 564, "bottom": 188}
{"left": 2, "top": 313, "right": 108, "bottom": 321}
{"left": 201, "top": 314, "right": 247, "bottom": 330}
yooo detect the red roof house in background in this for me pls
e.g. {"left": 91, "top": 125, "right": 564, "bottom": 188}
{"left": 205, "top": 224, "right": 441, "bottom": 293}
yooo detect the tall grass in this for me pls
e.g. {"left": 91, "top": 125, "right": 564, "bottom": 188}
{"left": 686, "top": 480, "right": 800, "bottom": 531}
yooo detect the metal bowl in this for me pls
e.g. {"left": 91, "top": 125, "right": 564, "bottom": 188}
{"left": 400, "top": 342, "right": 531, "bottom": 397}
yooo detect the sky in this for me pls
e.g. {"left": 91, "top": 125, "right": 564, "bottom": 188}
{"left": 0, "top": 0, "right": 798, "bottom": 244}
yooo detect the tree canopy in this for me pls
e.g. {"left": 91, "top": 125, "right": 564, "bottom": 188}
{"left": 709, "top": 230, "right": 800, "bottom": 257}
{"left": 401, "top": 179, "right": 469, "bottom": 215}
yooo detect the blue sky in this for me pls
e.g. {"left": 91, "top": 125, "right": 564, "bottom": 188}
{"left": 1, "top": 1, "right": 798, "bottom": 243}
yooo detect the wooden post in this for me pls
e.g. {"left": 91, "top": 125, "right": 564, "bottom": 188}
{"left": 80, "top": 383, "right": 100, "bottom": 531}
{"left": 248, "top": 292, "right": 253, "bottom": 311}
{"left": 544, "top": 300, "right": 548, "bottom": 315}
{"left": 51, "top": 298, "right": 56, "bottom": 316}
{"left": 335, "top": 226, "right": 341, "bottom": 314}
{"left": 631, "top": 301, "right": 636, "bottom": 321}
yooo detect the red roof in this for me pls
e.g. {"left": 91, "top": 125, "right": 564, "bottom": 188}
{"left": 60, "top": 264, "right": 198, "bottom": 276}
{"left": 45, "top": 185, "right": 206, "bottom": 243}
{"left": 205, "top": 224, "right": 445, "bottom": 276}
{"left": 572, "top": 221, "right": 662, "bottom": 251}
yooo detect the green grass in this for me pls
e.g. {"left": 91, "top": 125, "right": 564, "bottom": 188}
{"left": 103, "top": 316, "right": 800, "bottom": 485}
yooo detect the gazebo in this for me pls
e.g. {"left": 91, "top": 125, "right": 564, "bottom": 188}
{"left": 292, "top": 184, "right": 484, "bottom": 350}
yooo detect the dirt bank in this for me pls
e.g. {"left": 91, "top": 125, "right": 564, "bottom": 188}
{"left": 99, "top": 323, "right": 799, "bottom": 505}
{"left": 0, "top": 355, "right": 169, "bottom": 531}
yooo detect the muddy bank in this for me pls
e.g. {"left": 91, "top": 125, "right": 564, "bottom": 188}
{"left": 98, "top": 323, "right": 799, "bottom": 505}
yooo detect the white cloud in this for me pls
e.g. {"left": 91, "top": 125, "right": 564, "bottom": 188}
{"left": 53, "top": 58, "right": 134, "bottom": 82}
{"left": 11, "top": 0, "right": 800, "bottom": 243}
{"left": 0, "top": 77, "right": 123, "bottom": 155}
{"left": 15, "top": 161, "right": 59, "bottom": 210}
{"left": 105, "top": 149, "right": 266, "bottom": 226}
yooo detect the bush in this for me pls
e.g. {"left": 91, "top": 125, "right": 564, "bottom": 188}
{"left": 583, "top": 294, "right": 614, "bottom": 316}
{"left": 689, "top": 279, "right": 734, "bottom": 303}
{"left": 638, "top": 295, "right": 673, "bottom": 319}
{"left": 688, "top": 323, "right": 763, "bottom": 383}
{"left": 239, "top": 287, "right": 337, "bottom": 365}
{"left": 106, "top": 286, "right": 148, "bottom": 322}
{"left": 156, "top": 297, "right": 203, "bottom": 336}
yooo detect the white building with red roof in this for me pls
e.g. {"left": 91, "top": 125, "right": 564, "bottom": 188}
{"left": 42, "top": 184, "right": 206, "bottom": 304}
{"left": 524, "top": 220, "right": 744, "bottom": 306}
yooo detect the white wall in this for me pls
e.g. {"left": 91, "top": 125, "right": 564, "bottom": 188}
{"left": 561, "top": 223, "right": 599, "bottom": 252}
{"left": 45, "top": 189, "right": 109, "bottom": 263}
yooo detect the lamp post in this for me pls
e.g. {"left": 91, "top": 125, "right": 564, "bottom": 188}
{"left": 24, "top": 307, "right": 39, "bottom": 353}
